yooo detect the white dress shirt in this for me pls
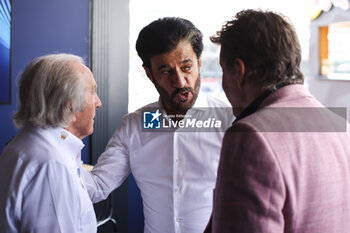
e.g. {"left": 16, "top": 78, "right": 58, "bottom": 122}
{"left": 82, "top": 92, "right": 233, "bottom": 233}
{"left": 0, "top": 126, "right": 97, "bottom": 233}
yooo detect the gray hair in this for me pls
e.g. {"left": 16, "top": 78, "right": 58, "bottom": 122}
{"left": 13, "top": 53, "right": 88, "bottom": 128}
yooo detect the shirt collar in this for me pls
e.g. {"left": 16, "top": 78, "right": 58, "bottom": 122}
{"left": 192, "top": 90, "right": 208, "bottom": 108}
{"left": 59, "top": 128, "right": 85, "bottom": 157}
{"left": 35, "top": 126, "right": 85, "bottom": 160}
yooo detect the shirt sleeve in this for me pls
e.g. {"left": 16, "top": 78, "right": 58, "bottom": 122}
{"left": 20, "top": 161, "right": 84, "bottom": 233}
{"left": 212, "top": 123, "right": 286, "bottom": 233}
{"left": 81, "top": 118, "right": 131, "bottom": 203}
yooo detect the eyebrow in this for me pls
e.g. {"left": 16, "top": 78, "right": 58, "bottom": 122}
{"left": 157, "top": 59, "right": 194, "bottom": 70}
{"left": 181, "top": 59, "right": 193, "bottom": 64}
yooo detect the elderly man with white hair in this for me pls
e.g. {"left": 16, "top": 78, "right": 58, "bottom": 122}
{"left": 0, "top": 53, "right": 102, "bottom": 233}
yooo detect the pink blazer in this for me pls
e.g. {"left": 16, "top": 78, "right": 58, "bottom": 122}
{"left": 209, "top": 84, "right": 350, "bottom": 233}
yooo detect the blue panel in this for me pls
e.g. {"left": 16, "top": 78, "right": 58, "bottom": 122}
{"left": 0, "top": 0, "right": 91, "bottom": 159}
{"left": 0, "top": 0, "right": 11, "bottom": 104}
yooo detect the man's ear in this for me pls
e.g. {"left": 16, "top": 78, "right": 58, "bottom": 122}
{"left": 70, "top": 115, "right": 77, "bottom": 124}
{"left": 65, "top": 102, "right": 76, "bottom": 124}
{"left": 143, "top": 65, "right": 154, "bottom": 83}
{"left": 234, "top": 58, "right": 246, "bottom": 88}
{"left": 198, "top": 58, "right": 202, "bottom": 69}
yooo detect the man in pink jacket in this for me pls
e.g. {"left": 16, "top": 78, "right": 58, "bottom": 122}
{"left": 205, "top": 9, "right": 350, "bottom": 233}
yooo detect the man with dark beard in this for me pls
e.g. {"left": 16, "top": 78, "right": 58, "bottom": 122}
{"left": 81, "top": 17, "right": 232, "bottom": 233}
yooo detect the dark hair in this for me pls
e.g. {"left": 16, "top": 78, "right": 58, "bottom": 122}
{"left": 211, "top": 9, "right": 304, "bottom": 90}
{"left": 136, "top": 17, "right": 203, "bottom": 69}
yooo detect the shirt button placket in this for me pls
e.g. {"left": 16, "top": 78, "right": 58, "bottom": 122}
{"left": 174, "top": 156, "right": 181, "bottom": 232}
{"left": 173, "top": 133, "right": 182, "bottom": 232}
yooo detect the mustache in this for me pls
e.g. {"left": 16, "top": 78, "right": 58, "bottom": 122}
{"left": 171, "top": 87, "right": 194, "bottom": 99}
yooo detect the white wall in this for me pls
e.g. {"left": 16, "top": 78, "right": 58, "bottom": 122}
{"left": 308, "top": 7, "right": 350, "bottom": 120}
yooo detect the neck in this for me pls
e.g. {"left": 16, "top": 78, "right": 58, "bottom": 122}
{"left": 233, "top": 84, "right": 286, "bottom": 123}
{"left": 233, "top": 84, "right": 265, "bottom": 117}
{"left": 64, "top": 126, "right": 83, "bottom": 140}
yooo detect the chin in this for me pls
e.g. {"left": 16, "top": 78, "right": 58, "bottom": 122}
{"left": 89, "top": 128, "right": 94, "bottom": 136}
{"left": 83, "top": 128, "right": 94, "bottom": 138}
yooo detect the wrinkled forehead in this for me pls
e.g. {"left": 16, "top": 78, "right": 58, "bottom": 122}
{"left": 150, "top": 40, "right": 197, "bottom": 66}
{"left": 72, "top": 62, "right": 96, "bottom": 89}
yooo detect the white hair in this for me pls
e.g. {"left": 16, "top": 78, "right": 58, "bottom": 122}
{"left": 13, "top": 53, "right": 88, "bottom": 128}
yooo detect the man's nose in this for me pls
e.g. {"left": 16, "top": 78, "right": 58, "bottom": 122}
{"left": 95, "top": 94, "right": 102, "bottom": 109}
{"left": 171, "top": 69, "right": 186, "bottom": 88}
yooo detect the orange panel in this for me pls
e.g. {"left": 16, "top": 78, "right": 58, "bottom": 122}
{"left": 319, "top": 26, "right": 329, "bottom": 75}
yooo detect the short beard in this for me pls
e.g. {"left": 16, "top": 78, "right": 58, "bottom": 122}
{"left": 153, "top": 74, "right": 201, "bottom": 114}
